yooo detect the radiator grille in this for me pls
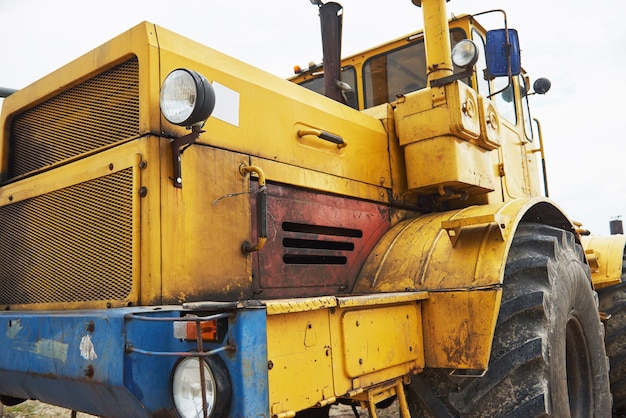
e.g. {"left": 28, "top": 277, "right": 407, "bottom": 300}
{"left": 9, "top": 58, "right": 140, "bottom": 179}
{"left": 0, "top": 169, "right": 134, "bottom": 306}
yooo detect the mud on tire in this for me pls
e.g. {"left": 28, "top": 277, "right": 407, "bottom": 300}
{"left": 597, "top": 249, "right": 626, "bottom": 415}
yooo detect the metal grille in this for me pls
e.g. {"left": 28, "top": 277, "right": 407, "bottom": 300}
{"left": 0, "top": 169, "right": 134, "bottom": 306}
{"left": 9, "top": 58, "right": 140, "bottom": 179}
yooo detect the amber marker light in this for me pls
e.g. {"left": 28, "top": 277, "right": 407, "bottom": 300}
{"left": 174, "top": 317, "right": 220, "bottom": 341}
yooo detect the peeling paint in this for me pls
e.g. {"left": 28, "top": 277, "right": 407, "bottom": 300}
{"left": 35, "top": 339, "right": 68, "bottom": 362}
{"left": 80, "top": 335, "right": 98, "bottom": 361}
{"left": 6, "top": 320, "right": 22, "bottom": 339}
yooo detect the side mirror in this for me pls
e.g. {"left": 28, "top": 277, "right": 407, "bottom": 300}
{"left": 485, "top": 29, "right": 521, "bottom": 77}
{"left": 533, "top": 78, "right": 552, "bottom": 95}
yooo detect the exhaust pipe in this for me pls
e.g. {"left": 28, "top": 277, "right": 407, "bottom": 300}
{"left": 317, "top": 2, "right": 344, "bottom": 104}
{"left": 0, "top": 87, "right": 17, "bottom": 98}
{"left": 610, "top": 217, "right": 624, "bottom": 235}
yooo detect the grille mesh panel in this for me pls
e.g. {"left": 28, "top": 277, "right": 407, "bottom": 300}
{"left": 9, "top": 58, "right": 140, "bottom": 179}
{"left": 0, "top": 169, "right": 134, "bottom": 306}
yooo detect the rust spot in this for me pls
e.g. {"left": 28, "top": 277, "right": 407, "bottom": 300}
{"left": 84, "top": 364, "right": 94, "bottom": 378}
{"left": 85, "top": 321, "right": 95, "bottom": 333}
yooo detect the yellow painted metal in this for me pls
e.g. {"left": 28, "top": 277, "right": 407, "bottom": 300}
{"left": 351, "top": 378, "right": 411, "bottom": 418}
{"left": 0, "top": 22, "right": 161, "bottom": 176}
{"left": 476, "top": 95, "right": 501, "bottom": 150}
{"left": 403, "top": 135, "right": 495, "bottom": 196}
{"left": 0, "top": 138, "right": 157, "bottom": 310}
{"left": 265, "top": 296, "right": 338, "bottom": 316}
{"left": 336, "top": 291, "right": 428, "bottom": 308}
{"left": 395, "top": 82, "right": 481, "bottom": 144}
{"left": 154, "top": 24, "right": 392, "bottom": 195}
{"left": 267, "top": 308, "right": 334, "bottom": 416}
{"left": 422, "top": 289, "right": 501, "bottom": 369}
{"left": 248, "top": 156, "right": 389, "bottom": 205}
{"left": 395, "top": 82, "right": 494, "bottom": 197}
{"left": 159, "top": 143, "right": 252, "bottom": 304}
{"left": 420, "top": 0, "right": 454, "bottom": 84}
{"left": 582, "top": 234, "right": 626, "bottom": 289}
{"left": 265, "top": 293, "right": 426, "bottom": 415}
{"left": 330, "top": 294, "right": 425, "bottom": 397}
{"left": 340, "top": 304, "right": 422, "bottom": 378}
{"left": 353, "top": 198, "right": 573, "bottom": 369}
{"left": 361, "top": 104, "right": 409, "bottom": 205}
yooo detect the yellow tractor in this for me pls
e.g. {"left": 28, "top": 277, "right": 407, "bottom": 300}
{"left": 0, "top": 0, "right": 623, "bottom": 417}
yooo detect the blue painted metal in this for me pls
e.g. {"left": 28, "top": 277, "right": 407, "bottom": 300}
{"left": 222, "top": 308, "right": 270, "bottom": 417}
{"left": 0, "top": 305, "right": 270, "bottom": 417}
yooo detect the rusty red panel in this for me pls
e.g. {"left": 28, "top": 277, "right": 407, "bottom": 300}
{"left": 252, "top": 184, "right": 390, "bottom": 299}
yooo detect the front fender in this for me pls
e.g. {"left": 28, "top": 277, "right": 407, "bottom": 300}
{"left": 582, "top": 234, "right": 626, "bottom": 289}
{"left": 353, "top": 198, "right": 574, "bottom": 371}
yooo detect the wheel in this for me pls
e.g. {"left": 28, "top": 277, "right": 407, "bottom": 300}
{"left": 405, "top": 223, "right": 611, "bottom": 417}
{"left": 597, "top": 250, "right": 626, "bottom": 415}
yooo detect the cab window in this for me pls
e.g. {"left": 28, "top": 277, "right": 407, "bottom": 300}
{"left": 362, "top": 28, "right": 466, "bottom": 108}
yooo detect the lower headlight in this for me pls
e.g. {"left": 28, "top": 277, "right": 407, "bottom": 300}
{"left": 172, "top": 356, "right": 231, "bottom": 418}
{"left": 160, "top": 69, "right": 216, "bottom": 127}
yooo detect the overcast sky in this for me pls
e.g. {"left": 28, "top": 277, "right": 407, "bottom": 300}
{"left": 1, "top": 0, "right": 624, "bottom": 236}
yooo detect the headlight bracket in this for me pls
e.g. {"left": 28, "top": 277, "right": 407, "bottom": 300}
{"left": 171, "top": 125, "right": 204, "bottom": 188}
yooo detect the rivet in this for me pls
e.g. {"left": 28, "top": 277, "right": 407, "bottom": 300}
{"left": 84, "top": 364, "right": 94, "bottom": 378}
{"left": 85, "top": 321, "right": 95, "bottom": 333}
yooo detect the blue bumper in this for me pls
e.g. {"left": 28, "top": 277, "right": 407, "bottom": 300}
{"left": 0, "top": 306, "right": 269, "bottom": 417}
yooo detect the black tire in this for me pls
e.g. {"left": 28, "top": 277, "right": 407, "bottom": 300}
{"left": 597, "top": 249, "right": 626, "bottom": 415}
{"left": 0, "top": 396, "right": 25, "bottom": 407}
{"left": 405, "top": 223, "right": 611, "bottom": 417}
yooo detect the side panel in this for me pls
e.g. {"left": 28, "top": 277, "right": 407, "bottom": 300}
{"left": 254, "top": 184, "right": 391, "bottom": 299}
{"left": 159, "top": 144, "right": 253, "bottom": 303}
{"left": 265, "top": 293, "right": 426, "bottom": 416}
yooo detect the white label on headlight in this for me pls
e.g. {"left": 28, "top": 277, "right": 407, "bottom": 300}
{"left": 211, "top": 81, "right": 240, "bottom": 127}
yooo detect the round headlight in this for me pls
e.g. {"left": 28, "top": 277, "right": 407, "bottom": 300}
{"left": 172, "top": 356, "right": 231, "bottom": 418}
{"left": 160, "top": 69, "right": 216, "bottom": 127}
{"left": 451, "top": 40, "right": 479, "bottom": 68}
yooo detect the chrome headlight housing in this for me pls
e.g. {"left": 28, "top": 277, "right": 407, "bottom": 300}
{"left": 160, "top": 69, "right": 216, "bottom": 127}
{"left": 172, "top": 356, "right": 231, "bottom": 418}
{"left": 451, "top": 39, "right": 479, "bottom": 69}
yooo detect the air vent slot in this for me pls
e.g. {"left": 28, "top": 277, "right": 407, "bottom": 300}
{"left": 283, "top": 254, "right": 347, "bottom": 265}
{"left": 282, "top": 222, "right": 363, "bottom": 238}
{"left": 281, "top": 222, "right": 361, "bottom": 266}
{"left": 283, "top": 238, "right": 355, "bottom": 251}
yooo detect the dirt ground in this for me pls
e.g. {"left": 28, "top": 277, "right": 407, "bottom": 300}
{"left": 0, "top": 400, "right": 95, "bottom": 417}
{"left": 1, "top": 400, "right": 400, "bottom": 418}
